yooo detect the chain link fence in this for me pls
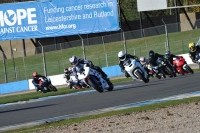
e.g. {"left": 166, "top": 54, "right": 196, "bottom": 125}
{"left": 0, "top": 20, "right": 199, "bottom": 83}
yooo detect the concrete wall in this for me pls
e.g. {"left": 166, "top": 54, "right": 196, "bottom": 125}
{"left": 180, "top": 12, "right": 200, "bottom": 31}
{"left": 0, "top": 39, "right": 36, "bottom": 60}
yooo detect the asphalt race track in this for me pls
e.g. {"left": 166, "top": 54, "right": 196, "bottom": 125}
{"left": 0, "top": 72, "right": 200, "bottom": 130}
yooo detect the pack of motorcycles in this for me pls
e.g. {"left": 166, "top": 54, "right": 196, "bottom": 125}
{"left": 40, "top": 54, "right": 195, "bottom": 93}
{"left": 61, "top": 54, "right": 195, "bottom": 93}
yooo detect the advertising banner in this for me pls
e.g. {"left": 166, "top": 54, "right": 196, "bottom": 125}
{"left": 0, "top": 0, "right": 119, "bottom": 40}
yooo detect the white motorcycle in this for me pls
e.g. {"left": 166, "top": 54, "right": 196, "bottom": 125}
{"left": 123, "top": 58, "right": 149, "bottom": 83}
{"left": 64, "top": 73, "right": 87, "bottom": 89}
{"left": 76, "top": 64, "right": 113, "bottom": 93}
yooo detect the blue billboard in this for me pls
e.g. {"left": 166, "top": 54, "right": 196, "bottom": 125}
{"left": 0, "top": 0, "right": 119, "bottom": 40}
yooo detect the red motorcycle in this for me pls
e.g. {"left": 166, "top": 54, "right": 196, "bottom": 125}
{"left": 173, "top": 56, "right": 194, "bottom": 75}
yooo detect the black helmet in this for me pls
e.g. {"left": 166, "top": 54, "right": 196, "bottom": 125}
{"left": 149, "top": 50, "right": 155, "bottom": 58}
{"left": 165, "top": 51, "right": 170, "bottom": 55}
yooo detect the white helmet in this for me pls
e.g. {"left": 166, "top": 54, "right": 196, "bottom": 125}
{"left": 69, "top": 56, "right": 78, "bottom": 66}
{"left": 118, "top": 51, "right": 126, "bottom": 61}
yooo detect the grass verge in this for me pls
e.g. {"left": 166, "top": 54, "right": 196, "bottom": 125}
{"left": 0, "top": 77, "right": 132, "bottom": 104}
{"left": 3, "top": 95, "right": 200, "bottom": 133}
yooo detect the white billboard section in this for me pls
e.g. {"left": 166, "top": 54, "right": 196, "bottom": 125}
{"left": 137, "top": 0, "right": 167, "bottom": 12}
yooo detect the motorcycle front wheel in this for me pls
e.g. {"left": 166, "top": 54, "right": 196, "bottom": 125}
{"left": 88, "top": 76, "right": 103, "bottom": 93}
{"left": 48, "top": 84, "right": 57, "bottom": 92}
{"left": 185, "top": 65, "right": 194, "bottom": 74}
{"left": 165, "top": 66, "right": 176, "bottom": 77}
{"left": 135, "top": 70, "right": 149, "bottom": 83}
{"left": 105, "top": 79, "right": 114, "bottom": 91}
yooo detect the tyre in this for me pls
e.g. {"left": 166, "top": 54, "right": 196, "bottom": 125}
{"left": 135, "top": 70, "right": 149, "bottom": 83}
{"left": 48, "top": 84, "right": 57, "bottom": 92}
{"left": 185, "top": 65, "right": 194, "bottom": 74}
{"left": 106, "top": 79, "right": 114, "bottom": 91}
{"left": 165, "top": 66, "right": 176, "bottom": 77}
{"left": 88, "top": 76, "right": 103, "bottom": 93}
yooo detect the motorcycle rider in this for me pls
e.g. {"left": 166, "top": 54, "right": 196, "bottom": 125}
{"left": 63, "top": 67, "right": 73, "bottom": 89}
{"left": 140, "top": 56, "right": 161, "bottom": 79}
{"left": 69, "top": 55, "right": 107, "bottom": 84}
{"left": 188, "top": 42, "right": 200, "bottom": 63}
{"left": 139, "top": 56, "right": 149, "bottom": 73}
{"left": 69, "top": 55, "right": 107, "bottom": 79}
{"left": 32, "top": 72, "right": 47, "bottom": 93}
{"left": 165, "top": 51, "right": 178, "bottom": 65}
{"left": 63, "top": 67, "right": 89, "bottom": 89}
{"left": 165, "top": 51, "right": 178, "bottom": 73}
{"left": 148, "top": 50, "right": 165, "bottom": 77}
{"left": 118, "top": 51, "right": 139, "bottom": 78}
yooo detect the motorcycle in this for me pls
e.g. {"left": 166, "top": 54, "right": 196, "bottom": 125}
{"left": 146, "top": 64, "right": 162, "bottom": 79}
{"left": 64, "top": 73, "right": 88, "bottom": 89}
{"left": 156, "top": 57, "right": 176, "bottom": 78}
{"left": 173, "top": 56, "right": 194, "bottom": 75}
{"left": 76, "top": 64, "right": 113, "bottom": 93}
{"left": 123, "top": 58, "right": 149, "bottom": 83}
{"left": 38, "top": 77, "right": 57, "bottom": 92}
{"left": 195, "top": 49, "right": 200, "bottom": 68}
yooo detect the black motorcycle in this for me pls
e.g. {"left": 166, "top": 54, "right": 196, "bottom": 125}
{"left": 156, "top": 57, "right": 176, "bottom": 78}
{"left": 38, "top": 77, "right": 57, "bottom": 92}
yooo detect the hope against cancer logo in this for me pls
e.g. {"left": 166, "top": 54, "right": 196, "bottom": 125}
{"left": 4, "top": 10, "right": 17, "bottom": 26}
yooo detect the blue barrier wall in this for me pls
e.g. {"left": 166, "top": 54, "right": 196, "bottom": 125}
{"left": 102, "top": 65, "right": 124, "bottom": 77}
{"left": 0, "top": 80, "right": 29, "bottom": 94}
{"left": 0, "top": 65, "right": 122, "bottom": 95}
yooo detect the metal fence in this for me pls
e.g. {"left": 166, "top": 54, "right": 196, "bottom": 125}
{"left": 0, "top": 20, "right": 200, "bottom": 83}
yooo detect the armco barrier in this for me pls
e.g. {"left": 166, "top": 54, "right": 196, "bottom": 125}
{"left": 0, "top": 80, "right": 29, "bottom": 94}
{"left": 0, "top": 53, "right": 195, "bottom": 95}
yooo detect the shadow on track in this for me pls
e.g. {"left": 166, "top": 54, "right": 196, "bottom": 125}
{"left": 111, "top": 82, "right": 164, "bottom": 92}
{"left": 0, "top": 104, "right": 56, "bottom": 114}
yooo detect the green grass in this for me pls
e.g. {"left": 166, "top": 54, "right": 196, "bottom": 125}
{"left": 0, "top": 77, "right": 132, "bottom": 104}
{"left": 1, "top": 29, "right": 200, "bottom": 83}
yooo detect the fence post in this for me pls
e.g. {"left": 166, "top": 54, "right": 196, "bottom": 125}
{"left": 78, "top": 34, "right": 86, "bottom": 60}
{"left": 22, "top": 54, "right": 27, "bottom": 79}
{"left": 0, "top": 45, "right": 7, "bottom": 83}
{"left": 10, "top": 40, "right": 17, "bottom": 80}
{"left": 105, "top": 53, "right": 108, "bottom": 67}
{"left": 162, "top": 18, "right": 170, "bottom": 52}
{"left": 38, "top": 40, "right": 47, "bottom": 77}
{"left": 102, "top": 36, "right": 106, "bottom": 53}
{"left": 121, "top": 30, "right": 127, "bottom": 53}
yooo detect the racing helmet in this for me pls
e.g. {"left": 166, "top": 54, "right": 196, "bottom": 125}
{"left": 118, "top": 51, "right": 126, "bottom": 61}
{"left": 64, "top": 68, "right": 69, "bottom": 74}
{"left": 69, "top": 56, "right": 78, "bottom": 66}
{"left": 139, "top": 56, "right": 146, "bottom": 65}
{"left": 149, "top": 50, "right": 155, "bottom": 58}
{"left": 33, "top": 72, "right": 38, "bottom": 78}
{"left": 189, "top": 42, "right": 196, "bottom": 52}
